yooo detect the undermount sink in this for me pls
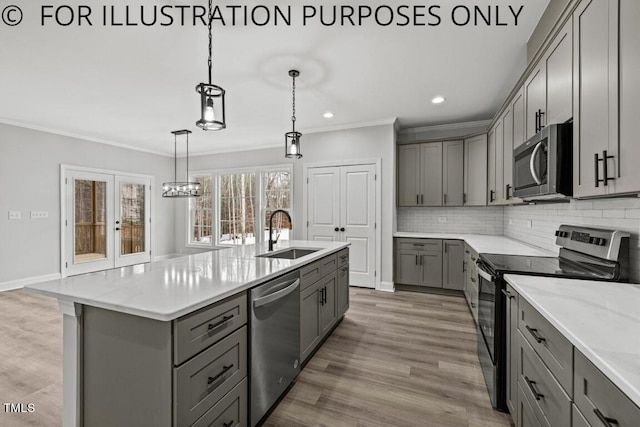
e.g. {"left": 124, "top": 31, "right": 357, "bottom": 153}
{"left": 257, "top": 248, "right": 320, "bottom": 260}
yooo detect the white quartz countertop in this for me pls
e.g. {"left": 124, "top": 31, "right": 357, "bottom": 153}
{"left": 25, "top": 241, "right": 349, "bottom": 321}
{"left": 393, "top": 232, "right": 554, "bottom": 256}
{"left": 505, "top": 274, "right": 640, "bottom": 408}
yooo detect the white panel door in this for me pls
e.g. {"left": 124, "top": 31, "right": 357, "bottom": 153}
{"left": 307, "top": 167, "right": 340, "bottom": 242}
{"left": 114, "top": 175, "right": 151, "bottom": 267}
{"left": 66, "top": 171, "right": 115, "bottom": 276}
{"left": 340, "top": 165, "right": 376, "bottom": 288}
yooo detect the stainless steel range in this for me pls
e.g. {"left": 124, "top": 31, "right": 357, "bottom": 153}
{"left": 475, "top": 225, "right": 630, "bottom": 411}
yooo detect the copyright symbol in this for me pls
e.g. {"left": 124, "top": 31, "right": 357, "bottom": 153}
{"left": 2, "top": 5, "right": 23, "bottom": 26}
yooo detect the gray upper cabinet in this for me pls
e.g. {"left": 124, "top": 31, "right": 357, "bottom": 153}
{"left": 397, "top": 144, "right": 422, "bottom": 206}
{"left": 464, "top": 134, "right": 488, "bottom": 206}
{"left": 545, "top": 17, "right": 573, "bottom": 126}
{"left": 442, "top": 240, "right": 464, "bottom": 291}
{"left": 494, "top": 118, "right": 505, "bottom": 204}
{"left": 512, "top": 86, "right": 526, "bottom": 149}
{"left": 421, "top": 143, "right": 444, "bottom": 206}
{"left": 487, "top": 127, "right": 497, "bottom": 204}
{"left": 615, "top": 0, "right": 640, "bottom": 195}
{"left": 525, "top": 63, "right": 546, "bottom": 140}
{"left": 397, "top": 141, "right": 464, "bottom": 207}
{"left": 573, "top": 0, "right": 619, "bottom": 198}
{"left": 443, "top": 140, "right": 464, "bottom": 206}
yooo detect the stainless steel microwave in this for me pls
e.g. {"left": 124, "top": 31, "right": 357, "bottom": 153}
{"left": 513, "top": 123, "right": 573, "bottom": 200}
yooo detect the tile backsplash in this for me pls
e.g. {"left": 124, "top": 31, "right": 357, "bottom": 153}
{"left": 504, "top": 197, "right": 640, "bottom": 282}
{"left": 397, "top": 197, "right": 640, "bottom": 282}
{"left": 397, "top": 207, "right": 504, "bottom": 235}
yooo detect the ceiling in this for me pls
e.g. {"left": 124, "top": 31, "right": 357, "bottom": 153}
{"left": 0, "top": 0, "right": 549, "bottom": 156}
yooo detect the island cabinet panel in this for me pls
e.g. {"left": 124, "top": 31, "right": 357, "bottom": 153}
{"left": 518, "top": 383, "right": 547, "bottom": 427}
{"left": 83, "top": 306, "right": 173, "bottom": 427}
{"left": 574, "top": 350, "right": 640, "bottom": 427}
{"left": 173, "top": 292, "right": 247, "bottom": 365}
{"left": 300, "top": 250, "right": 349, "bottom": 364}
{"left": 174, "top": 327, "right": 247, "bottom": 427}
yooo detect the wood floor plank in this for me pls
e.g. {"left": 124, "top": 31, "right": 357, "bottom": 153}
{"left": 0, "top": 288, "right": 513, "bottom": 426}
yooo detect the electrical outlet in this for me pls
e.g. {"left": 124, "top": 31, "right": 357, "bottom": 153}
{"left": 508, "top": 219, "right": 514, "bottom": 225}
{"left": 525, "top": 220, "right": 532, "bottom": 229}
{"left": 31, "top": 211, "right": 49, "bottom": 219}
{"left": 8, "top": 211, "right": 21, "bottom": 220}
{"left": 438, "top": 217, "right": 447, "bottom": 223}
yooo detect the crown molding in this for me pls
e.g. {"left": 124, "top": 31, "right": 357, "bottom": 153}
{"left": 301, "top": 117, "right": 398, "bottom": 135}
{"left": 398, "top": 119, "right": 492, "bottom": 137}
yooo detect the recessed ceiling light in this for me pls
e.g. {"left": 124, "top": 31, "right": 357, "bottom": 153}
{"left": 431, "top": 96, "right": 446, "bottom": 104}
{"left": 323, "top": 111, "right": 334, "bottom": 118}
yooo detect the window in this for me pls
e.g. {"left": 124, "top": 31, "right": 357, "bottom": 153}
{"left": 187, "top": 166, "right": 292, "bottom": 247}
{"left": 219, "top": 172, "right": 256, "bottom": 245}
{"left": 190, "top": 175, "right": 213, "bottom": 244}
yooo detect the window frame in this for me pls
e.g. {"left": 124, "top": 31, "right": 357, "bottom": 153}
{"left": 186, "top": 164, "right": 293, "bottom": 249}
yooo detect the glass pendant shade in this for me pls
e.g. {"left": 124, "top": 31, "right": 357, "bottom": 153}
{"left": 196, "top": 83, "right": 226, "bottom": 131}
{"left": 285, "top": 131, "right": 302, "bottom": 159}
{"left": 162, "top": 130, "right": 202, "bottom": 198}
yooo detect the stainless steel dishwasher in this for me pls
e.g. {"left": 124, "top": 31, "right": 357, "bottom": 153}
{"left": 249, "top": 270, "right": 300, "bottom": 426}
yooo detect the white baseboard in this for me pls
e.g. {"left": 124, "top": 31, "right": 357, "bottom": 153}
{"left": 0, "top": 273, "right": 62, "bottom": 292}
{"left": 378, "top": 281, "right": 395, "bottom": 292}
{"left": 152, "top": 253, "right": 182, "bottom": 262}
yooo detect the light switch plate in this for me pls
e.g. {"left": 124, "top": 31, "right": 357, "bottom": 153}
{"left": 438, "top": 217, "right": 447, "bottom": 223}
{"left": 8, "top": 211, "right": 21, "bottom": 220}
{"left": 31, "top": 211, "right": 49, "bottom": 219}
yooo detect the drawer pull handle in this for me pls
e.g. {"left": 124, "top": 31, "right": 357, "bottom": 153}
{"left": 594, "top": 408, "right": 618, "bottom": 426}
{"left": 524, "top": 376, "right": 544, "bottom": 400}
{"left": 470, "top": 278, "right": 476, "bottom": 283}
{"left": 223, "top": 420, "right": 235, "bottom": 427}
{"left": 340, "top": 255, "right": 348, "bottom": 260}
{"left": 470, "top": 302, "right": 476, "bottom": 308}
{"left": 207, "top": 364, "right": 234, "bottom": 387}
{"left": 525, "top": 325, "right": 546, "bottom": 343}
{"left": 500, "top": 289, "right": 515, "bottom": 300}
{"left": 208, "top": 314, "right": 234, "bottom": 331}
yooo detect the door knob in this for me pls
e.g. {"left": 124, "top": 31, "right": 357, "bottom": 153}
{"left": 115, "top": 220, "right": 120, "bottom": 225}
{"left": 340, "top": 227, "right": 345, "bottom": 232}
{"left": 115, "top": 227, "right": 120, "bottom": 231}
{"left": 334, "top": 227, "right": 339, "bottom": 232}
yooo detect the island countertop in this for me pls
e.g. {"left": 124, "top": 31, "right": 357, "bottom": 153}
{"left": 25, "top": 241, "right": 349, "bottom": 321}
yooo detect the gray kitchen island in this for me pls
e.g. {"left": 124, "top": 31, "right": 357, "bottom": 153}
{"left": 26, "top": 240, "right": 350, "bottom": 427}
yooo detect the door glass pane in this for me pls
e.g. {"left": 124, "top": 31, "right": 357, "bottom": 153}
{"left": 74, "top": 179, "right": 107, "bottom": 262}
{"left": 219, "top": 172, "right": 256, "bottom": 245}
{"left": 120, "top": 183, "right": 145, "bottom": 255}
{"left": 263, "top": 170, "right": 291, "bottom": 241}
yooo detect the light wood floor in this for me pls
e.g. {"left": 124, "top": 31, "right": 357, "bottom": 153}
{"left": 0, "top": 288, "right": 512, "bottom": 427}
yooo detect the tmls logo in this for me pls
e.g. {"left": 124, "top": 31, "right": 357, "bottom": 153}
{"left": 4, "top": 403, "right": 36, "bottom": 413}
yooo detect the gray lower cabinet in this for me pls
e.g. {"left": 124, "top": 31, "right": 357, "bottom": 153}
{"left": 394, "top": 238, "right": 443, "bottom": 287}
{"left": 505, "top": 284, "right": 518, "bottom": 416}
{"left": 442, "top": 240, "right": 464, "bottom": 290}
{"left": 518, "top": 382, "right": 546, "bottom": 427}
{"left": 300, "top": 250, "right": 349, "bottom": 363}
{"left": 574, "top": 350, "right": 640, "bottom": 427}
{"left": 463, "top": 244, "right": 479, "bottom": 323}
{"left": 82, "top": 292, "right": 249, "bottom": 427}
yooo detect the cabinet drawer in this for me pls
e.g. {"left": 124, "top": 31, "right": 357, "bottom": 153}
{"left": 320, "top": 253, "right": 338, "bottom": 276}
{"left": 191, "top": 378, "right": 247, "bottom": 427}
{"left": 174, "top": 293, "right": 247, "bottom": 366}
{"left": 519, "top": 298, "right": 573, "bottom": 394}
{"left": 518, "top": 383, "right": 549, "bottom": 427}
{"left": 396, "top": 238, "right": 442, "bottom": 252}
{"left": 519, "top": 331, "right": 571, "bottom": 427}
{"left": 574, "top": 350, "right": 640, "bottom": 427}
{"left": 572, "top": 404, "right": 591, "bottom": 427}
{"left": 336, "top": 248, "right": 349, "bottom": 268}
{"left": 300, "top": 260, "right": 322, "bottom": 291}
{"left": 174, "top": 326, "right": 247, "bottom": 427}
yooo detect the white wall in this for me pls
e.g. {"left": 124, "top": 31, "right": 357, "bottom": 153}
{"left": 0, "top": 123, "right": 176, "bottom": 289}
{"left": 176, "top": 123, "right": 397, "bottom": 287}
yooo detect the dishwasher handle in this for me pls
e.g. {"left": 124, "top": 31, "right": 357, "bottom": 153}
{"left": 253, "top": 279, "right": 300, "bottom": 309}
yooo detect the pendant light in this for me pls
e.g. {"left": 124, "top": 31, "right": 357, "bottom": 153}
{"left": 196, "top": 0, "right": 226, "bottom": 131}
{"left": 285, "top": 69, "right": 302, "bottom": 159}
{"left": 162, "top": 130, "right": 201, "bottom": 198}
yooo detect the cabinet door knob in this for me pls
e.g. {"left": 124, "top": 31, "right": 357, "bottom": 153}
{"left": 340, "top": 227, "right": 345, "bottom": 232}
{"left": 334, "top": 227, "right": 339, "bottom": 232}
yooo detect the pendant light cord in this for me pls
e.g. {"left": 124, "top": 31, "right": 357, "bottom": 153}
{"left": 207, "top": 0, "right": 213, "bottom": 85}
{"left": 291, "top": 73, "right": 296, "bottom": 132}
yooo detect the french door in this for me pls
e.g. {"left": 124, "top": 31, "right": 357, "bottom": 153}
{"left": 307, "top": 164, "right": 377, "bottom": 288}
{"left": 64, "top": 169, "right": 151, "bottom": 276}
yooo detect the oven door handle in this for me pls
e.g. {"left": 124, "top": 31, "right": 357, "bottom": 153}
{"left": 476, "top": 264, "right": 495, "bottom": 282}
{"left": 529, "top": 141, "right": 544, "bottom": 185}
